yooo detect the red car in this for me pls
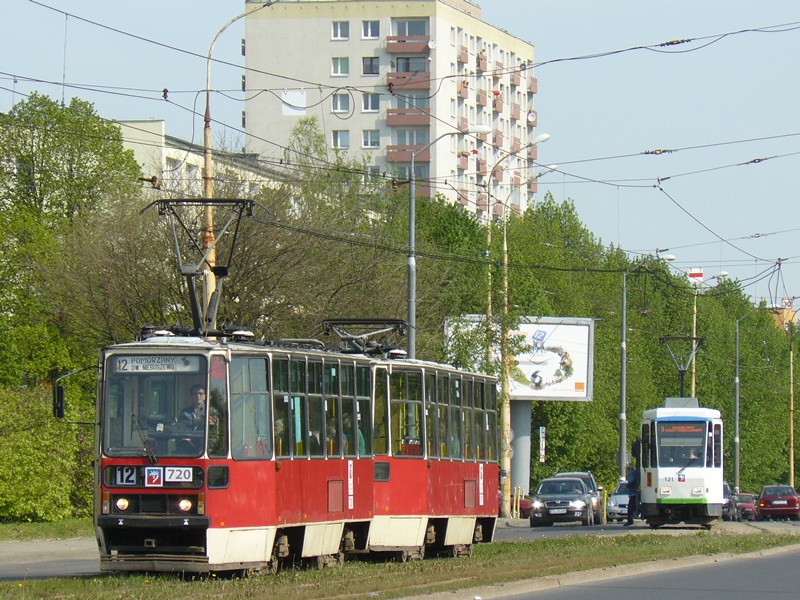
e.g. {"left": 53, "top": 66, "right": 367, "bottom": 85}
{"left": 733, "top": 493, "right": 757, "bottom": 522}
{"left": 498, "top": 491, "right": 532, "bottom": 518}
{"left": 757, "top": 485, "right": 800, "bottom": 521}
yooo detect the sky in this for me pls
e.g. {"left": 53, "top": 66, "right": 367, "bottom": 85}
{"left": 2, "top": 0, "right": 800, "bottom": 307}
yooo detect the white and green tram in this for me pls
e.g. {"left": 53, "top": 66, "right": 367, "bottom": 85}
{"left": 639, "top": 397, "right": 723, "bottom": 529}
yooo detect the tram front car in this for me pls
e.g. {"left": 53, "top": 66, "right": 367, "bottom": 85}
{"left": 639, "top": 397, "right": 724, "bottom": 529}
{"left": 96, "top": 339, "right": 227, "bottom": 572}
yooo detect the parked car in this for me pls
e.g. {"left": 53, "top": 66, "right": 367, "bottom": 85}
{"left": 497, "top": 490, "right": 532, "bottom": 519}
{"left": 757, "top": 485, "right": 800, "bottom": 521}
{"left": 554, "top": 471, "right": 604, "bottom": 524}
{"left": 722, "top": 481, "right": 733, "bottom": 521}
{"left": 530, "top": 477, "right": 595, "bottom": 527}
{"left": 606, "top": 481, "right": 629, "bottom": 523}
{"left": 733, "top": 492, "right": 757, "bottom": 522}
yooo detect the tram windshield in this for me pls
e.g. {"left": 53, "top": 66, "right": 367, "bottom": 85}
{"left": 656, "top": 420, "right": 707, "bottom": 468}
{"left": 102, "top": 354, "right": 218, "bottom": 459}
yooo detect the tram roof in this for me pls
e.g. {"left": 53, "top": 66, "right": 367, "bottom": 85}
{"left": 102, "top": 333, "right": 495, "bottom": 380}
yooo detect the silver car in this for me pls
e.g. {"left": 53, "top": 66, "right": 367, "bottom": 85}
{"left": 606, "top": 481, "right": 629, "bottom": 523}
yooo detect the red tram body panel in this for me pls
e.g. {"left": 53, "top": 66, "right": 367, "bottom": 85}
{"left": 93, "top": 334, "right": 498, "bottom": 573}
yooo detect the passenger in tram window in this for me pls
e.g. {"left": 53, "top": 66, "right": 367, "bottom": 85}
{"left": 326, "top": 414, "right": 340, "bottom": 455}
{"left": 274, "top": 419, "right": 287, "bottom": 456}
{"left": 343, "top": 412, "right": 365, "bottom": 455}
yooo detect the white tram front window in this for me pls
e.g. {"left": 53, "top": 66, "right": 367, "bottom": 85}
{"left": 103, "top": 354, "right": 211, "bottom": 458}
{"left": 656, "top": 421, "right": 707, "bottom": 468}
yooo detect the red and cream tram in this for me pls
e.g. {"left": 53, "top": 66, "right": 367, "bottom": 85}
{"left": 81, "top": 321, "right": 498, "bottom": 573}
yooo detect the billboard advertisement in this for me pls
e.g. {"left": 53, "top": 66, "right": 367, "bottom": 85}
{"left": 446, "top": 315, "right": 594, "bottom": 402}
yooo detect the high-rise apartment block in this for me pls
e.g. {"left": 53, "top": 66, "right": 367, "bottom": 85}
{"left": 244, "top": 0, "right": 541, "bottom": 218}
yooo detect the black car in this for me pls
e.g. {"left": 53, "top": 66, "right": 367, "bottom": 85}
{"left": 530, "top": 477, "right": 596, "bottom": 527}
{"left": 722, "top": 481, "right": 733, "bottom": 521}
{"left": 554, "top": 471, "right": 604, "bottom": 524}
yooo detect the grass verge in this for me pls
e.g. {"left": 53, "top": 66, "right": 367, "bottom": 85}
{"left": 0, "top": 518, "right": 92, "bottom": 542}
{"left": 2, "top": 531, "right": 798, "bottom": 599}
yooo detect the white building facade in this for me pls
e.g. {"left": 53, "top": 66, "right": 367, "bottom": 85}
{"left": 243, "top": 0, "right": 541, "bottom": 218}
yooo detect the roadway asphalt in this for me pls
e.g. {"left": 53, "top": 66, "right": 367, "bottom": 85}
{"left": 2, "top": 518, "right": 799, "bottom": 582}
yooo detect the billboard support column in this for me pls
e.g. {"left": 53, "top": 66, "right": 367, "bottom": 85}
{"left": 510, "top": 402, "right": 532, "bottom": 494}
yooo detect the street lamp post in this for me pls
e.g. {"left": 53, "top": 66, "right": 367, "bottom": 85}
{"left": 619, "top": 254, "right": 675, "bottom": 481}
{"left": 734, "top": 308, "right": 757, "bottom": 494}
{"left": 202, "top": 2, "right": 277, "bottom": 328}
{"left": 485, "top": 135, "right": 550, "bottom": 518}
{"left": 690, "top": 271, "right": 728, "bottom": 397}
{"left": 407, "top": 124, "right": 491, "bottom": 359}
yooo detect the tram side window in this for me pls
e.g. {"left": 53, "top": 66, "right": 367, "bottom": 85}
{"left": 290, "top": 359, "right": 309, "bottom": 456}
{"left": 425, "top": 373, "right": 438, "bottom": 457}
{"left": 230, "top": 356, "right": 271, "bottom": 460}
{"left": 272, "top": 359, "right": 291, "bottom": 458}
{"left": 356, "top": 365, "right": 373, "bottom": 455}
{"left": 450, "top": 377, "right": 463, "bottom": 459}
{"left": 641, "top": 423, "right": 650, "bottom": 468}
{"left": 374, "top": 367, "right": 389, "bottom": 454}
{"left": 463, "top": 380, "right": 474, "bottom": 459}
{"left": 713, "top": 423, "right": 722, "bottom": 468}
{"left": 325, "top": 396, "right": 342, "bottom": 456}
{"left": 308, "top": 362, "right": 325, "bottom": 457}
{"left": 208, "top": 355, "right": 229, "bottom": 458}
{"left": 486, "top": 383, "right": 497, "bottom": 461}
{"left": 390, "top": 370, "right": 423, "bottom": 457}
{"left": 438, "top": 375, "right": 450, "bottom": 458}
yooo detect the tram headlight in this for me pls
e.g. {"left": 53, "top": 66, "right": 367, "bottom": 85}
{"left": 178, "top": 498, "right": 193, "bottom": 512}
{"left": 115, "top": 497, "right": 130, "bottom": 511}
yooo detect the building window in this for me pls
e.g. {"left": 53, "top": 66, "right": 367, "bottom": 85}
{"left": 362, "top": 93, "right": 380, "bottom": 112}
{"left": 333, "top": 130, "right": 350, "bottom": 149}
{"left": 363, "top": 129, "right": 380, "bottom": 148}
{"left": 395, "top": 19, "right": 427, "bottom": 36}
{"left": 397, "top": 93, "right": 429, "bottom": 109}
{"left": 397, "top": 128, "right": 429, "bottom": 146}
{"left": 362, "top": 20, "right": 379, "bottom": 39}
{"left": 332, "top": 57, "right": 350, "bottom": 76}
{"left": 332, "top": 21, "right": 349, "bottom": 40}
{"left": 363, "top": 166, "right": 382, "bottom": 187}
{"left": 332, "top": 93, "right": 351, "bottom": 113}
{"left": 396, "top": 57, "right": 428, "bottom": 72}
{"left": 362, "top": 57, "right": 379, "bottom": 75}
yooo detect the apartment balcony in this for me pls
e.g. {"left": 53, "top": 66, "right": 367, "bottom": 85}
{"left": 528, "top": 179, "right": 538, "bottom": 193}
{"left": 493, "top": 60, "right": 504, "bottom": 79}
{"left": 387, "top": 71, "right": 431, "bottom": 90}
{"left": 386, "top": 145, "right": 429, "bottom": 163}
{"left": 457, "top": 189, "right": 469, "bottom": 207}
{"left": 492, "top": 129, "right": 503, "bottom": 146}
{"left": 477, "top": 52, "right": 488, "bottom": 72}
{"left": 477, "top": 89, "right": 488, "bottom": 107}
{"left": 513, "top": 171, "right": 521, "bottom": 187}
{"left": 477, "top": 158, "right": 487, "bottom": 177}
{"left": 493, "top": 96, "right": 504, "bottom": 113}
{"left": 459, "top": 79, "right": 470, "bottom": 99}
{"left": 477, "top": 193, "right": 488, "bottom": 211}
{"left": 526, "top": 110, "right": 538, "bottom": 127}
{"left": 458, "top": 116, "right": 469, "bottom": 132}
{"left": 457, "top": 45, "right": 468, "bottom": 64}
{"left": 528, "top": 77, "right": 538, "bottom": 94}
{"left": 529, "top": 144, "right": 538, "bottom": 160}
{"left": 494, "top": 201, "right": 505, "bottom": 217}
{"left": 511, "top": 137, "right": 521, "bottom": 153}
{"left": 458, "top": 152, "right": 470, "bottom": 170}
{"left": 491, "top": 164, "right": 503, "bottom": 182}
{"left": 511, "top": 71, "right": 521, "bottom": 87}
{"left": 511, "top": 103, "right": 521, "bottom": 121}
{"left": 386, "top": 108, "right": 431, "bottom": 127}
{"left": 387, "top": 35, "right": 431, "bottom": 54}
